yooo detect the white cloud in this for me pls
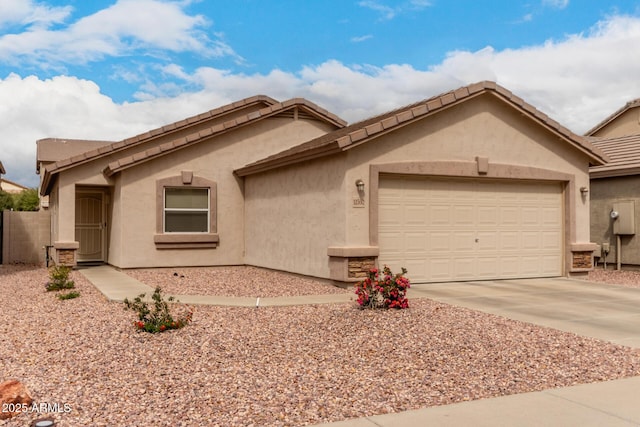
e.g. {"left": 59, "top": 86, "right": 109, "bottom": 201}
{"left": 351, "top": 34, "right": 373, "bottom": 43}
{"left": 358, "top": 0, "right": 431, "bottom": 20}
{"left": 0, "top": 0, "right": 71, "bottom": 30}
{"left": 543, "top": 0, "right": 569, "bottom": 10}
{"left": 0, "top": 0, "right": 242, "bottom": 67}
{"left": 3, "top": 13, "right": 640, "bottom": 188}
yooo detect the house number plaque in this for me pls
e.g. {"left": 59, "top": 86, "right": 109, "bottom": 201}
{"left": 352, "top": 198, "right": 365, "bottom": 208}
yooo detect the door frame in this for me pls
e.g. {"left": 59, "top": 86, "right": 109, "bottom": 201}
{"left": 75, "top": 187, "right": 109, "bottom": 263}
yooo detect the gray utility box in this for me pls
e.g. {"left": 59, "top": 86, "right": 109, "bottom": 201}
{"left": 613, "top": 201, "right": 636, "bottom": 235}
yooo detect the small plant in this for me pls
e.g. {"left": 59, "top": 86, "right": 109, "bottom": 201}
{"left": 57, "top": 291, "right": 80, "bottom": 300}
{"left": 45, "top": 265, "right": 75, "bottom": 291}
{"left": 355, "top": 265, "right": 410, "bottom": 309}
{"left": 124, "top": 286, "right": 193, "bottom": 333}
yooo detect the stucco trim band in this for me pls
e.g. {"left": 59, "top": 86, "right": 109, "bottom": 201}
{"left": 327, "top": 246, "right": 380, "bottom": 257}
{"left": 368, "top": 160, "right": 578, "bottom": 277}
{"left": 153, "top": 233, "right": 220, "bottom": 249}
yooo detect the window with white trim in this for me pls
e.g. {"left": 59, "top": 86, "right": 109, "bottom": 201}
{"left": 164, "top": 187, "right": 210, "bottom": 233}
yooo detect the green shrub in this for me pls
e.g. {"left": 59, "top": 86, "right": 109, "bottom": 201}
{"left": 45, "top": 265, "right": 75, "bottom": 291}
{"left": 57, "top": 291, "right": 80, "bottom": 300}
{"left": 124, "top": 287, "right": 193, "bottom": 333}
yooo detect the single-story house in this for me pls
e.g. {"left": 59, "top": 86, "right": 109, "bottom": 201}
{"left": 39, "top": 81, "right": 607, "bottom": 283}
{"left": 0, "top": 161, "right": 5, "bottom": 190}
{"left": 0, "top": 178, "right": 29, "bottom": 194}
{"left": 588, "top": 98, "right": 640, "bottom": 268}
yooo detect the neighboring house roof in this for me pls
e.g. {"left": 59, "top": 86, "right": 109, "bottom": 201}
{"left": 40, "top": 96, "right": 346, "bottom": 195}
{"left": 0, "top": 178, "right": 29, "bottom": 193}
{"left": 585, "top": 98, "right": 640, "bottom": 136}
{"left": 235, "top": 81, "right": 609, "bottom": 177}
{"left": 0, "top": 161, "right": 5, "bottom": 175}
{"left": 37, "top": 138, "right": 115, "bottom": 173}
{"left": 589, "top": 134, "right": 640, "bottom": 178}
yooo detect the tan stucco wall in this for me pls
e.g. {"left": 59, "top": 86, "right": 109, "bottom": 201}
{"left": 244, "top": 155, "right": 347, "bottom": 278}
{"left": 245, "top": 94, "right": 594, "bottom": 280}
{"left": 591, "top": 175, "right": 640, "bottom": 266}
{"left": 591, "top": 109, "right": 640, "bottom": 138}
{"left": 2, "top": 210, "right": 51, "bottom": 265}
{"left": 111, "top": 117, "right": 335, "bottom": 268}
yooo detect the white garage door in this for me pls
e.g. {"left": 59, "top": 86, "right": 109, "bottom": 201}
{"left": 378, "top": 176, "right": 563, "bottom": 283}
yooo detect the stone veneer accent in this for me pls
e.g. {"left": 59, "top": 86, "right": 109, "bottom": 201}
{"left": 348, "top": 257, "right": 377, "bottom": 279}
{"left": 57, "top": 249, "right": 76, "bottom": 266}
{"left": 572, "top": 251, "right": 593, "bottom": 269}
{"left": 53, "top": 241, "right": 79, "bottom": 267}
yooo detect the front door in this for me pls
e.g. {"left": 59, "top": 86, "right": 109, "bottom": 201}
{"left": 75, "top": 189, "right": 106, "bottom": 262}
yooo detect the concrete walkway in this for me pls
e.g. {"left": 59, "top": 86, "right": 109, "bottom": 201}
{"left": 79, "top": 266, "right": 640, "bottom": 427}
{"left": 78, "top": 264, "right": 353, "bottom": 306}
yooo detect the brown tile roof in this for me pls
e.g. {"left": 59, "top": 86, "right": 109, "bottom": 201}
{"left": 102, "top": 98, "right": 346, "bottom": 177}
{"left": 40, "top": 95, "right": 346, "bottom": 194}
{"left": 590, "top": 134, "right": 640, "bottom": 178}
{"left": 41, "top": 95, "right": 277, "bottom": 174}
{"left": 585, "top": 98, "right": 640, "bottom": 136}
{"left": 235, "top": 81, "right": 609, "bottom": 177}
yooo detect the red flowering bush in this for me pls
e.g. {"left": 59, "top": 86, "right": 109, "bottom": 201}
{"left": 124, "top": 287, "right": 193, "bottom": 333}
{"left": 355, "top": 265, "right": 410, "bottom": 309}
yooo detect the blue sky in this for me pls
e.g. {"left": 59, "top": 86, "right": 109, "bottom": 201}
{"left": 2, "top": 0, "right": 640, "bottom": 186}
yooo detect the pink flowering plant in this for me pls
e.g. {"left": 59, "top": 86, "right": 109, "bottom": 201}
{"left": 355, "top": 265, "right": 410, "bottom": 309}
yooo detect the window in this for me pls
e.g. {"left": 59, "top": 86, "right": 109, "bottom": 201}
{"left": 154, "top": 174, "right": 219, "bottom": 248}
{"left": 164, "top": 188, "right": 209, "bottom": 233}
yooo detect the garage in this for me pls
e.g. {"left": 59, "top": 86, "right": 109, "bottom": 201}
{"left": 378, "top": 176, "right": 564, "bottom": 283}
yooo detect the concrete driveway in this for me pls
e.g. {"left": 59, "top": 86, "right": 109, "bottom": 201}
{"left": 409, "top": 277, "right": 640, "bottom": 348}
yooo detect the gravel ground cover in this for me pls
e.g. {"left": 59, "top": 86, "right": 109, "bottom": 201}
{"left": 125, "top": 266, "right": 351, "bottom": 297}
{"left": 2, "top": 265, "right": 640, "bottom": 427}
{"left": 587, "top": 268, "right": 640, "bottom": 288}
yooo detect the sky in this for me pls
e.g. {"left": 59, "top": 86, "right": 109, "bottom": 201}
{"left": 2, "top": 0, "right": 640, "bottom": 187}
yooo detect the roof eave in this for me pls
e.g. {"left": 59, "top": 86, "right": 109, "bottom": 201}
{"left": 590, "top": 165, "right": 640, "bottom": 179}
{"left": 235, "top": 142, "right": 342, "bottom": 177}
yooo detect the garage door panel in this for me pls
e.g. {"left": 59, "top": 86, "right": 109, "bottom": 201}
{"left": 379, "top": 177, "right": 563, "bottom": 283}
{"left": 542, "top": 207, "right": 562, "bottom": 224}
{"left": 542, "top": 256, "right": 562, "bottom": 275}
{"left": 542, "top": 231, "right": 562, "bottom": 249}
{"left": 405, "top": 204, "right": 428, "bottom": 224}
{"left": 430, "top": 232, "right": 451, "bottom": 251}
{"left": 500, "top": 207, "right": 520, "bottom": 225}
{"left": 477, "top": 257, "right": 499, "bottom": 277}
{"left": 429, "top": 258, "right": 453, "bottom": 280}
{"left": 430, "top": 205, "right": 452, "bottom": 225}
{"left": 498, "top": 231, "right": 519, "bottom": 250}
{"left": 477, "top": 206, "right": 499, "bottom": 226}
{"left": 405, "top": 232, "right": 428, "bottom": 252}
{"left": 522, "top": 231, "right": 541, "bottom": 249}
{"left": 453, "top": 231, "right": 475, "bottom": 251}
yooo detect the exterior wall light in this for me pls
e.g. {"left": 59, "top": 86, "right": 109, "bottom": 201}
{"left": 580, "top": 186, "right": 588, "bottom": 196}
{"left": 355, "top": 179, "right": 365, "bottom": 192}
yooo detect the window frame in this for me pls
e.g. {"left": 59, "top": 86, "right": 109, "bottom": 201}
{"left": 163, "top": 187, "right": 210, "bottom": 233}
{"left": 154, "top": 174, "right": 219, "bottom": 249}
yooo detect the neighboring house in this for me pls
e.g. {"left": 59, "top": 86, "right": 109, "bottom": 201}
{"left": 38, "top": 81, "right": 606, "bottom": 283}
{"left": 0, "top": 161, "right": 5, "bottom": 191}
{"left": 0, "top": 178, "right": 29, "bottom": 194}
{"left": 588, "top": 98, "right": 640, "bottom": 268}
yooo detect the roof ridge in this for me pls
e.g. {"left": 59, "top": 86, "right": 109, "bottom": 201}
{"left": 236, "top": 81, "right": 607, "bottom": 177}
